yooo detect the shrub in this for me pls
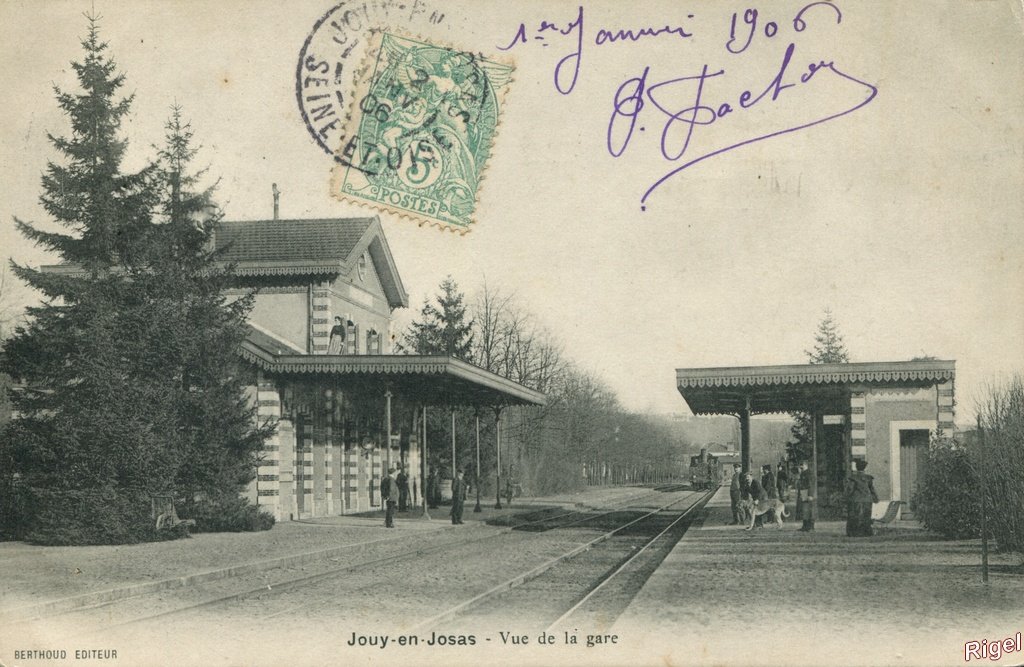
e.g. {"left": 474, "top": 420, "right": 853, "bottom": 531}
{"left": 912, "top": 441, "right": 981, "bottom": 540}
{"left": 183, "top": 496, "right": 275, "bottom": 533}
{"left": 976, "top": 375, "right": 1024, "bottom": 553}
{"left": 0, "top": 474, "right": 29, "bottom": 541}
{"left": 24, "top": 487, "right": 163, "bottom": 546}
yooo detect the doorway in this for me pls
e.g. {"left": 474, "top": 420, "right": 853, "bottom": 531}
{"left": 898, "top": 429, "right": 930, "bottom": 516}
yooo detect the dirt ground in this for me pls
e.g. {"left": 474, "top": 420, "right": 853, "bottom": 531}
{"left": 614, "top": 489, "right": 1024, "bottom": 667}
{"left": 0, "top": 485, "right": 652, "bottom": 612}
{"left": 2, "top": 486, "right": 1021, "bottom": 667}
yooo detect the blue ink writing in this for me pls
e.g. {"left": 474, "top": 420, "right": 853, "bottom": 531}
{"left": 596, "top": 21, "right": 694, "bottom": 45}
{"left": 727, "top": 2, "right": 840, "bottom": 55}
{"left": 499, "top": 7, "right": 697, "bottom": 95}
{"left": 499, "top": 6, "right": 584, "bottom": 95}
{"left": 607, "top": 41, "right": 877, "bottom": 206}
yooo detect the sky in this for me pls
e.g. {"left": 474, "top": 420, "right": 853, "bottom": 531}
{"left": 1, "top": 0, "right": 1022, "bottom": 419}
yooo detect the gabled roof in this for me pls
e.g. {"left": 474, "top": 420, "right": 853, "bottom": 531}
{"left": 676, "top": 360, "right": 955, "bottom": 415}
{"left": 39, "top": 217, "right": 410, "bottom": 309}
{"left": 215, "top": 216, "right": 409, "bottom": 308}
{"left": 215, "top": 217, "right": 374, "bottom": 266}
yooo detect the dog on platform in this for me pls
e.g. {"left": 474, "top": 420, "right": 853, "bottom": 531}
{"left": 742, "top": 498, "right": 789, "bottom": 530}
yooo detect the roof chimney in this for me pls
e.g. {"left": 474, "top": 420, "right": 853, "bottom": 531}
{"left": 272, "top": 183, "right": 280, "bottom": 220}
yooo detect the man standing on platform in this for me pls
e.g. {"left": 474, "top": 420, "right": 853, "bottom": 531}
{"left": 426, "top": 467, "right": 439, "bottom": 509}
{"left": 776, "top": 461, "right": 790, "bottom": 500}
{"left": 382, "top": 467, "right": 398, "bottom": 528}
{"left": 396, "top": 466, "right": 410, "bottom": 511}
{"left": 748, "top": 471, "right": 766, "bottom": 528}
{"left": 450, "top": 468, "right": 467, "bottom": 525}
{"left": 797, "top": 461, "right": 815, "bottom": 532}
{"left": 728, "top": 464, "right": 743, "bottom": 525}
{"left": 761, "top": 464, "right": 778, "bottom": 500}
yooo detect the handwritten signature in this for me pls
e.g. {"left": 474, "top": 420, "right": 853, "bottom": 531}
{"left": 498, "top": 3, "right": 878, "bottom": 208}
{"left": 609, "top": 41, "right": 877, "bottom": 207}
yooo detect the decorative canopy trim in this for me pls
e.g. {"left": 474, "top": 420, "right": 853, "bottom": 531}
{"left": 240, "top": 334, "right": 546, "bottom": 407}
{"left": 677, "top": 360, "right": 955, "bottom": 389}
{"left": 232, "top": 263, "right": 341, "bottom": 276}
{"left": 675, "top": 360, "right": 955, "bottom": 416}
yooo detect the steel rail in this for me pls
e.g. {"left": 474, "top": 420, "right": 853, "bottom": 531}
{"left": 407, "top": 488, "right": 715, "bottom": 634}
{"left": 51, "top": 485, "right": 692, "bottom": 636}
{"left": 545, "top": 488, "right": 713, "bottom": 631}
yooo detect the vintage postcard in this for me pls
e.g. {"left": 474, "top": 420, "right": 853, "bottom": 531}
{"left": 1, "top": 1, "right": 1022, "bottom": 666}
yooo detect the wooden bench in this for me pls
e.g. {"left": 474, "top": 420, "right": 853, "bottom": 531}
{"left": 151, "top": 495, "right": 196, "bottom": 531}
{"left": 873, "top": 500, "right": 904, "bottom": 526}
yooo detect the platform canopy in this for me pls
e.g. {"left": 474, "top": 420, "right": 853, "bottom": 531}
{"left": 676, "top": 359, "right": 955, "bottom": 476}
{"left": 241, "top": 328, "right": 545, "bottom": 408}
{"left": 676, "top": 360, "right": 955, "bottom": 416}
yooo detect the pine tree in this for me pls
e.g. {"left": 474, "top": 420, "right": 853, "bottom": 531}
{"left": 150, "top": 106, "right": 273, "bottom": 515}
{"left": 404, "top": 276, "right": 474, "bottom": 359}
{"left": 2, "top": 17, "right": 168, "bottom": 544}
{"left": 401, "top": 277, "right": 475, "bottom": 478}
{"left": 805, "top": 308, "right": 849, "bottom": 365}
{"left": 787, "top": 309, "right": 850, "bottom": 462}
{"left": 1, "top": 19, "right": 270, "bottom": 544}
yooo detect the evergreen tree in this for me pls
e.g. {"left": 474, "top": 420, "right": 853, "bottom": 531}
{"left": 787, "top": 309, "right": 850, "bottom": 462}
{"left": 805, "top": 308, "right": 850, "bottom": 365}
{"left": 401, "top": 277, "right": 474, "bottom": 480}
{"left": 403, "top": 276, "right": 474, "bottom": 359}
{"left": 1, "top": 19, "right": 270, "bottom": 544}
{"left": 3, "top": 17, "right": 166, "bottom": 544}
{"left": 149, "top": 106, "right": 273, "bottom": 515}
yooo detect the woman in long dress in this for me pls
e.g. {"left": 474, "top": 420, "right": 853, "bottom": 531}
{"left": 327, "top": 316, "right": 346, "bottom": 354}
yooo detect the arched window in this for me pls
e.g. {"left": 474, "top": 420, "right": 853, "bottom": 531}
{"left": 366, "top": 328, "right": 381, "bottom": 354}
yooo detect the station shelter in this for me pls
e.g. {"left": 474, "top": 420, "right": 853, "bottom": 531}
{"left": 675, "top": 360, "right": 955, "bottom": 517}
{"left": 216, "top": 216, "right": 546, "bottom": 521}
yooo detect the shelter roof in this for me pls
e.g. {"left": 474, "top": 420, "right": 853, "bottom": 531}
{"left": 241, "top": 329, "right": 546, "bottom": 408}
{"left": 676, "top": 360, "right": 955, "bottom": 415}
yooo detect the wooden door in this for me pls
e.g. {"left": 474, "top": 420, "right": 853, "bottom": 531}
{"left": 899, "top": 429, "right": 930, "bottom": 509}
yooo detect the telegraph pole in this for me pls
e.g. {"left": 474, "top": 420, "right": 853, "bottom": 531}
{"left": 978, "top": 415, "right": 989, "bottom": 583}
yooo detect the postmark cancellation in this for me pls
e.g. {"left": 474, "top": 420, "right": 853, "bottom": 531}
{"left": 330, "top": 31, "right": 514, "bottom": 233}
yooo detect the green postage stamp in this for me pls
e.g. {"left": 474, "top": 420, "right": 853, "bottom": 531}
{"left": 332, "top": 31, "right": 514, "bottom": 233}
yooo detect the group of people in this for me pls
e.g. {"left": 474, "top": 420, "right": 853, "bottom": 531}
{"left": 727, "top": 457, "right": 880, "bottom": 536}
{"left": 728, "top": 461, "right": 791, "bottom": 527}
{"left": 380, "top": 466, "right": 469, "bottom": 527}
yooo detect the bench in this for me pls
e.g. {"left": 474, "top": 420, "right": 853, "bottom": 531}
{"left": 151, "top": 495, "right": 196, "bottom": 531}
{"left": 873, "top": 500, "right": 904, "bottom": 526}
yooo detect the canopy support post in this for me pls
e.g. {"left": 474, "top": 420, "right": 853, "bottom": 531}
{"left": 494, "top": 407, "right": 503, "bottom": 510}
{"left": 474, "top": 414, "right": 482, "bottom": 513}
{"left": 421, "top": 404, "right": 430, "bottom": 520}
{"left": 740, "top": 397, "right": 752, "bottom": 473}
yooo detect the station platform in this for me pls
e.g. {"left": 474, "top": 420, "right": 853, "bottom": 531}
{"left": 615, "top": 486, "right": 1024, "bottom": 666}
{"left": 0, "top": 484, "right": 660, "bottom": 621}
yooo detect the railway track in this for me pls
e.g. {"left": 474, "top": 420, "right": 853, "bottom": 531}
{"left": 410, "top": 487, "right": 714, "bottom": 634}
{"left": 6, "top": 485, "right": 701, "bottom": 640}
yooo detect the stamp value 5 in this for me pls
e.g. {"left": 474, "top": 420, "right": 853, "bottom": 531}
{"left": 331, "top": 31, "right": 514, "bottom": 232}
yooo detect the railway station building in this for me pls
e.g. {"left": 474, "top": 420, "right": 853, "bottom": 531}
{"left": 675, "top": 360, "right": 956, "bottom": 516}
{"left": 221, "top": 217, "right": 545, "bottom": 521}
{"left": 46, "top": 216, "right": 545, "bottom": 522}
